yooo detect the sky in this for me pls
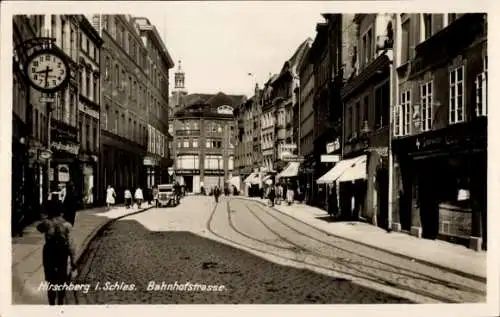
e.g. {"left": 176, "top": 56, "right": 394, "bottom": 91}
{"left": 145, "top": 2, "right": 335, "bottom": 97}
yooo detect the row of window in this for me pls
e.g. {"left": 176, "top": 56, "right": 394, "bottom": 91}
{"left": 345, "top": 80, "right": 390, "bottom": 139}
{"left": 52, "top": 16, "right": 78, "bottom": 62}
{"left": 101, "top": 15, "right": 166, "bottom": 91}
{"left": 261, "top": 112, "right": 275, "bottom": 128}
{"left": 393, "top": 62, "right": 488, "bottom": 137}
{"left": 262, "top": 132, "right": 275, "bottom": 144}
{"left": 79, "top": 114, "right": 99, "bottom": 153}
{"left": 53, "top": 88, "right": 78, "bottom": 127}
{"left": 148, "top": 125, "right": 168, "bottom": 157}
{"left": 80, "top": 30, "right": 99, "bottom": 62}
{"left": 400, "top": 14, "right": 466, "bottom": 64}
{"left": 102, "top": 106, "right": 147, "bottom": 145}
{"left": 175, "top": 155, "right": 234, "bottom": 170}
{"left": 79, "top": 66, "right": 99, "bottom": 103}
{"left": 104, "top": 55, "right": 165, "bottom": 120}
{"left": 102, "top": 15, "right": 147, "bottom": 71}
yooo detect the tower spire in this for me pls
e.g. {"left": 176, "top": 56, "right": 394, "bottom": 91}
{"left": 174, "top": 59, "right": 185, "bottom": 90}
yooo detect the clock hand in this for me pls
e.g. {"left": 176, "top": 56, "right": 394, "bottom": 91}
{"left": 43, "top": 66, "right": 50, "bottom": 87}
{"left": 35, "top": 68, "right": 54, "bottom": 74}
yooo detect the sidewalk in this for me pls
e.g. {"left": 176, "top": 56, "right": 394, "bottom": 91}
{"left": 11, "top": 203, "right": 154, "bottom": 304}
{"left": 239, "top": 196, "right": 486, "bottom": 280}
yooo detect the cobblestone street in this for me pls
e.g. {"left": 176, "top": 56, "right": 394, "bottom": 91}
{"left": 68, "top": 196, "right": 485, "bottom": 304}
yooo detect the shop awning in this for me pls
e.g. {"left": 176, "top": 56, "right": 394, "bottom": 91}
{"left": 262, "top": 174, "right": 273, "bottom": 185}
{"left": 316, "top": 155, "right": 367, "bottom": 184}
{"left": 278, "top": 162, "right": 300, "bottom": 178}
{"left": 337, "top": 155, "right": 367, "bottom": 182}
{"left": 243, "top": 172, "right": 260, "bottom": 185}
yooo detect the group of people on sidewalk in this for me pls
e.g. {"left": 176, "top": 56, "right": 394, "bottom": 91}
{"left": 106, "top": 185, "right": 170, "bottom": 209}
{"left": 265, "top": 181, "right": 298, "bottom": 207}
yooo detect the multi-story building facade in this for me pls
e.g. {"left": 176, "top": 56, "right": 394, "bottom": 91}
{"left": 12, "top": 15, "right": 88, "bottom": 233}
{"left": 97, "top": 15, "right": 150, "bottom": 203}
{"left": 309, "top": 18, "right": 333, "bottom": 207}
{"left": 78, "top": 16, "right": 103, "bottom": 207}
{"left": 173, "top": 93, "right": 244, "bottom": 193}
{"left": 339, "top": 14, "right": 394, "bottom": 226}
{"left": 234, "top": 97, "right": 254, "bottom": 180}
{"left": 312, "top": 14, "right": 357, "bottom": 209}
{"left": 297, "top": 40, "right": 315, "bottom": 202}
{"left": 134, "top": 17, "right": 174, "bottom": 189}
{"left": 260, "top": 74, "right": 278, "bottom": 173}
{"left": 252, "top": 86, "right": 263, "bottom": 169}
{"left": 12, "top": 15, "right": 45, "bottom": 234}
{"left": 272, "top": 39, "right": 310, "bottom": 173}
{"left": 46, "top": 15, "right": 82, "bottom": 201}
{"left": 391, "top": 13, "right": 487, "bottom": 251}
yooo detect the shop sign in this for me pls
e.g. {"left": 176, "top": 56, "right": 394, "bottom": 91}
{"left": 143, "top": 156, "right": 158, "bottom": 166}
{"left": 58, "top": 164, "right": 70, "bottom": 182}
{"left": 78, "top": 103, "right": 100, "bottom": 120}
{"left": 51, "top": 119, "right": 78, "bottom": 143}
{"left": 175, "top": 169, "right": 200, "bottom": 175}
{"left": 282, "top": 156, "right": 304, "bottom": 162}
{"left": 321, "top": 154, "right": 340, "bottom": 163}
{"left": 51, "top": 141, "right": 79, "bottom": 155}
{"left": 326, "top": 139, "right": 341, "bottom": 154}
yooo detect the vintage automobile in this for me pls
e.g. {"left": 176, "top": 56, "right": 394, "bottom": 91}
{"left": 157, "top": 184, "right": 178, "bottom": 207}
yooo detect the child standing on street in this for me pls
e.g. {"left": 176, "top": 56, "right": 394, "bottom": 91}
{"left": 37, "top": 198, "right": 77, "bottom": 305}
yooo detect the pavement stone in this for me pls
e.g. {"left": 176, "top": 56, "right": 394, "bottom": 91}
{"left": 237, "top": 197, "right": 486, "bottom": 280}
{"left": 11, "top": 203, "right": 154, "bottom": 305}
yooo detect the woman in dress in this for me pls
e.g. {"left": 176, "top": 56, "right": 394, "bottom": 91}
{"left": 106, "top": 185, "right": 116, "bottom": 209}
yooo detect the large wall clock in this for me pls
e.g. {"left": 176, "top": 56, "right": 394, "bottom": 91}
{"left": 25, "top": 49, "right": 70, "bottom": 93}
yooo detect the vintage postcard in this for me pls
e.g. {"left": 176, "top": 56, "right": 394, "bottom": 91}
{"left": 1, "top": 1, "right": 498, "bottom": 317}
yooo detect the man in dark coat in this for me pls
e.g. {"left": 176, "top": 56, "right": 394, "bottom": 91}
{"left": 214, "top": 185, "right": 221, "bottom": 203}
{"left": 62, "top": 181, "right": 78, "bottom": 226}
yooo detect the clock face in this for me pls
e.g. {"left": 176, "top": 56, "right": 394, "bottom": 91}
{"left": 26, "top": 51, "right": 69, "bottom": 92}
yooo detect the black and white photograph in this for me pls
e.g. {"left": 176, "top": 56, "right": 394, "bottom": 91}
{"left": 1, "top": 1, "right": 498, "bottom": 317}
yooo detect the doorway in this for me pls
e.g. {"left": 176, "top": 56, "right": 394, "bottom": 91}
{"left": 376, "top": 167, "right": 389, "bottom": 230}
{"left": 184, "top": 175, "right": 193, "bottom": 193}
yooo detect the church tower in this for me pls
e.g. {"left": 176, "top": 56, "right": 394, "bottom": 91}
{"left": 171, "top": 60, "right": 188, "bottom": 108}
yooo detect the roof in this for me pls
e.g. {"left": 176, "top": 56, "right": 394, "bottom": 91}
{"left": 174, "top": 92, "right": 247, "bottom": 117}
{"left": 273, "top": 38, "right": 313, "bottom": 85}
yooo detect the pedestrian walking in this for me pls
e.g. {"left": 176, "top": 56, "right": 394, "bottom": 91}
{"left": 62, "top": 181, "right": 78, "bottom": 226}
{"left": 327, "top": 185, "right": 338, "bottom": 218}
{"left": 213, "top": 185, "right": 221, "bottom": 203}
{"left": 37, "top": 197, "right": 77, "bottom": 305}
{"left": 277, "top": 183, "right": 283, "bottom": 205}
{"left": 105, "top": 185, "right": 116, "bottom": 209}
{"left": 134, "top": 187, "right": 144, "bottom": 208}
{"left": 152, "top": 186, "right": 159, "bottom": 207}
{"left": 268, "top": 185, "right": 276, "bottom": 207}
{"left": 286, "top": 185, "right": 294, "bottom": 206}
{"left": 124, "top": 188, "right": 132, "bottom": 209}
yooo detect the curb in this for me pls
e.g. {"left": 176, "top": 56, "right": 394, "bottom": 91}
{"left": 74, "top": 205, "right": 154, "bottom": 262}
{"left": 236, "top": 197, "right": 486, "bottom": 282}
{"left": 13, "top": 205, "right": 154, "bottom": 305}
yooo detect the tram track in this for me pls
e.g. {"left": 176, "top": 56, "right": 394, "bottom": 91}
{"left": 244, "top": 200, "right": 485, "bottom": 295}
{"left": 235, "top": 200, "right": 476, "bottom": 303}
{"left": 206, "top": 199, "right": 431, "bottom": 303}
